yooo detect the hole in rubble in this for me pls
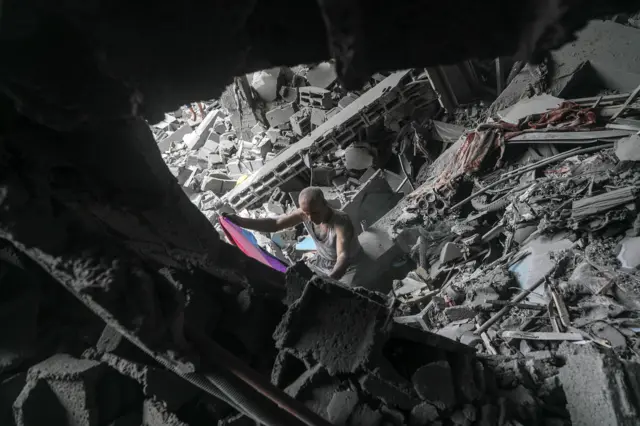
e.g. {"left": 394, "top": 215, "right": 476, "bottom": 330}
{"left": 382, "top": 338, "right": 444, "bottom": 381}
{"left": 434, "top": 199, "right": 445, "bottom": 209}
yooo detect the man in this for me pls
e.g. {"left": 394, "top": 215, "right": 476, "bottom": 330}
{"left": 223, "top": 187, "right": 362, "bottom": 285}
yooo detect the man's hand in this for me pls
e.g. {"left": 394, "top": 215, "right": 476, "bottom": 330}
{"left": 221, "top": 212, "right": 241, "bottom": 225}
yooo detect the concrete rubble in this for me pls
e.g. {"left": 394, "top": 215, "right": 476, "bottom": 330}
{"left": 3, "top": 13, "right": 640, "bottom": 426}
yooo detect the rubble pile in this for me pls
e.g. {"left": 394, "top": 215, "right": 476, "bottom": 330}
{"left": 0, "top": 237, "right": 288, "bottom": 426}
{"left": 267, "top": 275, "right": 571, "bottom": 426}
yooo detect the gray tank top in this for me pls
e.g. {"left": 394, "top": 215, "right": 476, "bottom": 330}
{"left": 306, "top": 210, "right": 362, "bottom": 264}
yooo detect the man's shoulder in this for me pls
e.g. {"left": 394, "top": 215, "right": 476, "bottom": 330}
{"left": 332, "top": 210, "right": 354, "bottom": 231}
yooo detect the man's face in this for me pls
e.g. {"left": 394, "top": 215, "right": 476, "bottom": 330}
{"left": 300, "top": 198, "right": 329, "bottom": 225}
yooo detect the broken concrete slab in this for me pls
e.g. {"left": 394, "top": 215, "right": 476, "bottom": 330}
{"left": 310, "top": 108, "right": 328, "bottom": 127}
{"left": 266, "top": 103, "right": 297, "bottom": 128}
{"left": 13, "top": 379, "right": 67, "bottom": 426}
{"left": 559, "top": 343, "right": 640, "bottom": 426}
{"left": 359, "top": 374, "right": 419, "bottom": 411}
{"left": 28, "top": 354, "right": 106, "bottom": 426}
{"left": 498, "top": 95, "right": 564, "bottom": 124}
{"left": 158, "top": 126, "right": 192, "bottom": 153}
{"left": 299, "top": 87, "right": 333, "bottom": 110}
{"left": 251, "top": 68, "right": 280, "bottom": 102}
{"left": 412, "top": 361, "right": 457, "bottom": 410}
{"left": 326, "top": 389, "right": 359, "bottom": 425}
{"left": 409, "top": 402, "right": 439, "bottom": 426}
{"left": 274, "top": 280, "right": 383, "bottom": 375}
{"left": 344, "top": 144, "right": 374, "bottom": 171}
{"left": 341, "top": 171, "right": 402, "bottom": 235}
{"left": 562, "top": 261, "right": 610, "bottom": 295}
{"left": 201, "top": 174, "right": 235, "bottom": 196}
{"left": 348, "top": 403, "right": 383, "bottom": 426}
{"left": 306, "top": 62, "right": 337, "bottom": 89}
{"left": 143, "top": 398, "right": 189, "bottom": 426}
{"left": 440, "top": 242, "right": 464, "bottom": 263}
{"left": 290, "top": 108, "right": 312, "bottom": 136}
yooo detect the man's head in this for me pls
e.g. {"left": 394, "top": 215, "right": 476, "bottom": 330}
{"left": 299, "top": 187, "right": 332, "bottom": 224}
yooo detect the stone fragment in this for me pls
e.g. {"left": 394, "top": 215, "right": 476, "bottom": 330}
{"left": 326, "top": 389, "right": 359, "bottom": 425}
{"left": 360, "top": 374, "right": 418, "bottom": 410}
{"left": 615, "top": 134, "right": 640, "bottom": 161}
{"left": 561, "top": 261, "right": 610, "bottom": 295}
{"left": 348, "top": 404, "right": 383, "bottom": 426}
{"left": 266, "top": 103, "right": 297, "bottom": 128}
{"left": 440, "top": 242, "right": 464, "bottom": 263}
{"left": 409, "top": 402, "right": 439, "bottom": 426}
{"left": 411, "top": 361, "right": 456, "bottom": 410}
{"left": 12, "top": 379, "right": 67, "bottom": 426}
{"left": 143, "top": 398, "right": 189, "bottom": 426}
{"left": 344, "top": 145, "right": 374, "bottom": 171}
{"left": 444, "top": 306, "right": 476, "bottom": 323}
{"left": 617, "top": 236, "right": 640, "bottom": 271}
{"left": 451, "top": 409, "right": 471, "bottom": 426}
{"left": 379, "top": 405, "right": 404, "bottom": 426}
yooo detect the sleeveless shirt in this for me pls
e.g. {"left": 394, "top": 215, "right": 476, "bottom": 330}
{"left": 306, "top": 210, "right": 362, "bottom": 265}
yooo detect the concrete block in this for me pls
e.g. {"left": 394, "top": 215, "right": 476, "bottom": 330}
{"left": 157, "top": 124, "right": 191, "bottom": 152}
{"left": 559, "top": 344, "right": 640, "bottom": 426}
{"left": 266, "top": 103, "right": 297, "bottom": 127}
{"left": 13, "top": 379, "right": 67, "bottom": 426}
{"left": 290, "top": 108, "right": 312, "bottom": 136}
{"left": 326, "top": 389, "right": 359, "bottom": 425}
{"left": 309, "top": 108, "right": 328, "bottom": 127}
{"left": 257, "top": 138, "right": 273, "bottom": 157}
{"left": 213, "top": 118, "right": 227, "bottom": 134}
{"left": 249, "top": 159, "right": 264, "bottom": 172}
{"left": 338, "top": 93, "right": 359, "bottom": 109}
{"left": 1, "top": 374, "right": 26, "bottom": 426}
{"left": 208, "top": 154, "right": 223, "bottom": 166}
{"left": 251, "top": 123, "right": 266, "bottom": 135}
{"left": 279, "top": 86, "right": 299, "bottom": 103}
{"left": 143, "top": 399, "right": 189, "bottom": 426}
{"left": 410, "top": 402, "right": 439, "bottom": 426}
{"left": 266, "top": 128, "right": 281, "bottom": 142}
{"left": 342, "top": 172, "right": 402, "bottom": 235}
{"left": 348, "top": 404, "right": 383, "bottom": 426}
{"left": 616, "top": 134, "right": 640, "bottom": 161}
{"left": 299, "top": 87, "right": 333, "bottom": 109}
{"left": 360, "top": 374, "right": 419, "bottom": 410}
{"left": 306, "top": 62, "right": 337, "bottom": 89}
{"left": 344, "top": 144, "right": 374, "bottom": 170}
{"left": 412, "top": 361, "right": 457, "bottom": 410}
{"left": 207, "top": 131, "right": 220, "bottom": 143}
{"left": 226, "top": 160, "right": 244, "bottom": 175}
{"left": 440, "top": 242, "right": 464, "bottom": 263}
{"left": 203, "top": 140, "right": 220, "bottom": 153}
{"left": 201, "top": 174, "right": 236, "bottom": 196}
{"left": 27, "top": 355, "right": 107, "bottom": 426}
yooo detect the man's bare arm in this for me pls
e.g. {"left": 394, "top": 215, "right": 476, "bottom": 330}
{"left": 225, "top": 210, "right": 304, "bottom": 233}
{"left": 329, "top": 222, "right": 353, "bottom": 280}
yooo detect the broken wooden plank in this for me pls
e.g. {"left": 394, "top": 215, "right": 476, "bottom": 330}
{"left": 611, "top": 83, "right": 640, "bottom": 121}
{"left": 501, "top": 331, "right": 583, "bottom": 341}
{"left": 571, "top": 186, "right": 637, "bottom": 220}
